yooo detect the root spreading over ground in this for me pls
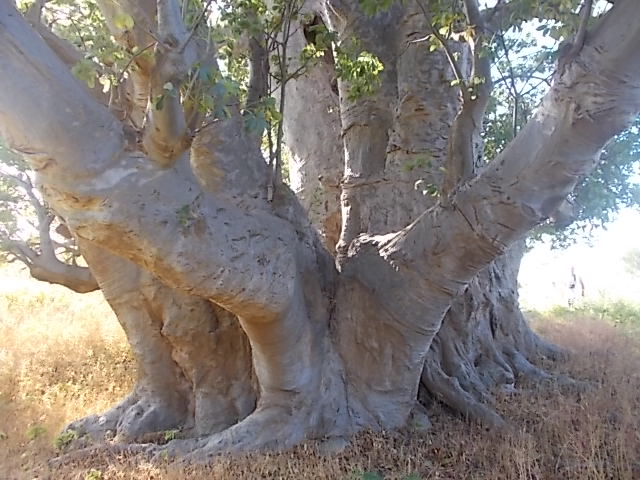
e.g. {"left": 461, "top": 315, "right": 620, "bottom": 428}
{"left": 1, "top": 277, "right": 639, "bottom": 479}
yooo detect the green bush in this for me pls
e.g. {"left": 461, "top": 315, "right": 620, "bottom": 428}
{"left": 537, "top": 298, "right": 640, "bottom": 333}
{"left": 54, "top": 429, "right": 78, "bottom": 451}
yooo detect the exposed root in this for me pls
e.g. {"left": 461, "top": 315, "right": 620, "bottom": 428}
{"left": 418, "top": 242, "right": 584, "bottom": 428}
{"left": 316, "top": 436, "right": 350, "bottom": 455}
{"left": 62, "top": 388, "right": 187, "bottom": 448}
{"left": 154, "top": 405, "right": 310, "bottom": 463}
{"left": 406, "top": 402, "right": 432, "bottom": 432}
{"left": 532, "top": 332, "right": 570, "bottom": 362}
{"left": 48, "top": 443, "right": 155, "bottom": 469}
{"left": 504, "top": 346, "right": 553, "bottom": 383}
{"left": 421, "top": 361, "right": 505, "bottom": 429}
{"left": 63, "top": 393, "right": 137, "bottom": 443}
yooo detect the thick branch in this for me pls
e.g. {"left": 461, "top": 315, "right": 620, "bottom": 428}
{"left": 442, "top": 0, "right": 493, "bottom": 195}
{"left": 482, "top": 0, "right": 554, "bottom": 34}
{"left": 282, "top": 13, "right": 343, "bottom": 250}
{"left": 0, "top": 2, "right": 124, "bottom": 190}
{"left": 141, "top": 0, "right": 201, "bottom": 165}
{"left": 1, "top": 232, "right": 98, "bottom": 292}
{"left": 97, "top": 0, "right": 157, "bottom": 55}
{"left": 336, "top": 0, "right": 640, "bottom": 420}
{"left": 0, "top": 166, "right": 98, "bottom": 292}
{"left": 28, "top": 255, "right": 99, "bottom": 293}
{"left": 0, "top": 236, "right": 38, "bottom": 265}
{"left": 246, "top": 36, "right": 269, "bottom": 113}
{"left": 328, "top": 3, "right": 400, "bottom": 258}
{"left": 557, "top": 0, "right": 594, "bottom": 73}
{"left": 7, "top": 170, "right": 58, "bottom": 261}
{"left": 27, "top": 2, "right": 86, "bottom": 72}
{"left": 0, "top": 24, "right": 330, "bottom": 427}
{"left": 0, "top": 8, "right": 322, "bottom": 410}
{"left": 95, "top": 0, "right": 201, "bottom": 165}
{"left": 415, "top": 0, "right": 466, "bottom": 90}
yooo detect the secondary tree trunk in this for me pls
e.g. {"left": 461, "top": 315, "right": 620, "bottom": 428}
{"left": 66, "top": 242, "right": 255, "bottom": 444}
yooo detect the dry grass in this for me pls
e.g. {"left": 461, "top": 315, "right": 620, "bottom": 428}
{"left": 0, "top": 268, "right": 134, "bottom": 478}
{"left": 1, "top": 268, "right": 639, "bottom": 480}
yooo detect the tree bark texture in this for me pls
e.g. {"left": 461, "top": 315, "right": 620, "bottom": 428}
{"left": 1, "top": 0, "right": 639, "bottom": 458}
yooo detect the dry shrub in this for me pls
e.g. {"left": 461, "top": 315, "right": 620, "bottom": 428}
{"left": 1, "top": 272, "right": 639, "bottom": 479}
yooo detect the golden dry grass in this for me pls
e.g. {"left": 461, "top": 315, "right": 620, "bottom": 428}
{"left": 0, "top": 268, "right": 133, "bottom": 478}
{"left": 0, "top": 267, "right": 639, "bottom": 480}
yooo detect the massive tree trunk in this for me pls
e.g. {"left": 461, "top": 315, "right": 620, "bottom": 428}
{"left": 1, "top": 0, "right": 639, "bottom": 460}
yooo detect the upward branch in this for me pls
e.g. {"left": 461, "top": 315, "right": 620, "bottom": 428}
{"left": 483, "top": 0, "right": 559, "bottom": 34}
{"left": 442, "top": 0, "right": 493, "bottom": 196}
{"left": 0, "top": 2, "right": 124, "bottom": 191}
{"left": 557, "top": 0, "right": 594, "bottom": 74}
{"left": 0, "top": 1, "right": 291, "bottom": 317}
{"left": 141, "top": 0, "right": 200, "bottom": 165}
{"left": 95, "top": 0, "right": 216, "bottom": 166}
{"left": 415, "top": 0, "right": 466, "bottom": 90}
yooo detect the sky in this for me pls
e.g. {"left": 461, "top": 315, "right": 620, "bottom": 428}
{"left": 519, "top": 207, "right": 640, "bottom": 310}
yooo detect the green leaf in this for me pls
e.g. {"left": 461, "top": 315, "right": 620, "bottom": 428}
{"left": 244, "top": 111, "right": 268, "bottom": 136}
{"left": 163, "top": 429, "right": 180, "bottom": 441}
{"left": 154, "top": 94, "right": 165, "bottom": 111}
{"left": 26, "top": 424, "right": 47, "bottom": 441}
{"left": 54, "top": 429, "right": 78, "bottom": 450}
{"left": 85, "top": 469, "right": 103, "bottom": 480}
{"left": 335, "top": 47, "right": 384, "bottom": 101}
{"left": 358, "top": 0, "right": 396, "bottom": 16}
{"left": 71, "top": 59, "right": 97, "bottom": 89}
{"left": 113, "top": 12, "right": 134, "bottom": 31}
{"left": 176, "top": 204, "right": 192, "bottom": 226}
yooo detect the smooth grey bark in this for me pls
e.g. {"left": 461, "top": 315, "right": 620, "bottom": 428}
{"left": 1, "top": 0, "right": 639, "bottom": 459}
{"left": 25, "top": 256, "right": 98, "bottom": 293}
{"left": 1, "top": 85, "right": 253, "bottom": 442}
{"left": 420, "top": 242, "right": 567, "bottom": 427}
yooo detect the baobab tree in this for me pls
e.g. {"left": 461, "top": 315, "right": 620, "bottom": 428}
{"left": 0, "top": 0, "right": 638, "bottom": 461}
